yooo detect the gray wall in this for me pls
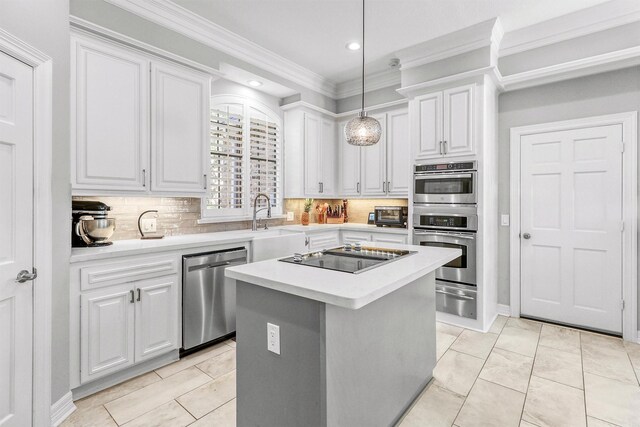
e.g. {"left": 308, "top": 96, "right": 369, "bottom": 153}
{"left": 497, "top": 66, "right": 640, "bottom": 328}
{"left": 0, "top": 0, "right": 71, "bottom": 403}
{"left": 211, "top": 78, "right": 283, "bottom": 120}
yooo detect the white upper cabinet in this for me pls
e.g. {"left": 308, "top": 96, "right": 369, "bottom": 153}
{"left": 303, "top": 112, "right": 337, "bottom": 197}
{"left": 386, "top": 109, "right": 410, "bottom": 196}
{"left": 72, "top": 35, "right": 149, "bottom": 192}
{"left": 151, "top": 62, "right": 209, "bottom": 193}
{"left": 443, "top": 85, "right": 474, "bottom": 156}
{"left": 338, "top": 120, "right": 361, "bottom": 196}
{"left": 413, "top": 84, "right": 474, "bottom": 160}
{"left": 361, "top": 113, "right": 387, "bottom": 196}
{"left": 71, "top": 33, "right": 211, "bottom": 195}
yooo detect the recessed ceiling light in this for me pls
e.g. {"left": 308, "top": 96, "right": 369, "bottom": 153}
{"left": 346, "top": 41, "right": 361, "bottom": 51}
{"left": 247, "top": 80, "right": 262, "bottom": 87}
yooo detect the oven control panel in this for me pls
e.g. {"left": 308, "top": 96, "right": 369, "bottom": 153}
{"left": 418, "top": 215, "right": 467, "bottom": 228}
{"left": 415, "top": 161, "right": 476, "bottom": 172}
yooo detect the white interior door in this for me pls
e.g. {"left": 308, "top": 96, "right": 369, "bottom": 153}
{"left": 0, "top": 51, "right": 34, "bottom": 427}
{"left": 520, "top": 124, "right": 623, "bottom": 333}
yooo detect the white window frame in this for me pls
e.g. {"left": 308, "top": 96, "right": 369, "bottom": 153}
{"left": 200, "top": 94, "right": 284, "bottom": 222}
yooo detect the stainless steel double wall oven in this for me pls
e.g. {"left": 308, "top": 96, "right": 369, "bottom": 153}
{"left": 413, "top": 161, "right": 478, "bottom": 319}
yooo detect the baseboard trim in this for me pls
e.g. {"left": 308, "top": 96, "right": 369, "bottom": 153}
{"left": 497, "top": 304, "right": 511, "bottom": 316}
{"left": 50, "top": 391, "right": 76, "bottom": 427}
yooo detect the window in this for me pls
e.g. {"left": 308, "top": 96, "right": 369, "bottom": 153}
{"left": 203, "top": 95, "right": 282, "bottom": 220}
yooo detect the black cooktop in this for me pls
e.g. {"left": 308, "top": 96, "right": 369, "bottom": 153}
{"left": 279, "top": 246, "right": 415, "bottom": 274}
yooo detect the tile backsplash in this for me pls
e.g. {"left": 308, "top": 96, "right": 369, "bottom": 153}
{"left": 72, "top": 196, "right": 409, "bottom": 241}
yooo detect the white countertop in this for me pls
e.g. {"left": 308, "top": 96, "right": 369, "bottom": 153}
{"left": 69, "top": 223, "right": 409, "bottom": 263}
{"left": 225, "top": 244, "right": 460, "bottom": 310}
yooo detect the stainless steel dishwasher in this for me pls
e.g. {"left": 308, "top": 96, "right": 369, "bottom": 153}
{"left": 182, "top": 247, "right": 247, "bottom": 352}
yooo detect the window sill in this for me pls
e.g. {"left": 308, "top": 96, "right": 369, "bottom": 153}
{"left": 197, "top": 214, "right": 287, "bottom": 225}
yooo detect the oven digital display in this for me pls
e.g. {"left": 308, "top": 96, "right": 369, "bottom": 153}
{"left": 419, "top": 215, "right": 468, "bottom": 228}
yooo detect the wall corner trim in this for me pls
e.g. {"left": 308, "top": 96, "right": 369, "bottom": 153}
{"left": 497, "top": 304, "right": 511, "bottom": 317}
{"left": 50, "top": 392, "right": 76, "bottom": 427}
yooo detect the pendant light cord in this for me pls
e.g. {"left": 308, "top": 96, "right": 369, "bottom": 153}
{"left": 361, "top": 0, "right": 365, "bottom": 113}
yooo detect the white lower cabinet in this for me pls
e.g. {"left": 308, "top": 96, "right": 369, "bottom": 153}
{"left": 81, "top": 284, "right": 135, "bottom": 384}
{"left": 80, "top": 274, "right": 178, "bottom": 384}
{"left": 135, "top": 277, "right": 179, "bottom": 362}
{"left": 371, "top": 233, "right": 408, "bottom": 245}
{"left": 307, "top": 231, "right": 340, "bottom": 251}
{"left": 341, "top": 231, "right": 372, "bottom": 244}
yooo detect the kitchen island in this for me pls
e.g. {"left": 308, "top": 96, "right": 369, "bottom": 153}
{"left": 225, "top": 244, "right": 460, "bottom": 426}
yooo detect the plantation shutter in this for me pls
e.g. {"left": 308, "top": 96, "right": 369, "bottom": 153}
{"left": 249, "top": 107, "right": 281, "bottom": 210}
{"left": 207, "top": 103, "right": 244, "bottom": 214}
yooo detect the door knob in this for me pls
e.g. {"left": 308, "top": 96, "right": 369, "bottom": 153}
{"left": 522, "top": 233, "right": 531, "bottom": 240}
{"left": 15, "top": 268, "right": 37, "bottom": 283}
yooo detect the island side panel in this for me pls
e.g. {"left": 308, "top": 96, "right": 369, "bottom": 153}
{"left": 235, "top": 280, "right": 327, "bottom": 427}
{"left": 324, "top": 271, "right": 437, "bottom": 426}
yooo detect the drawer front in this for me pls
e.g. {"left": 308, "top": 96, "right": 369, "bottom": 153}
{"left": 371, "top": 233, "right": 408, "bottom": 245}
{"left": 307, "top": 232, "right": 340, "bottom": 251}
{"left": 80, "top": 256, "right": 178, "bottom": 291}
{"left": 340, "top": 231, "right": 372, "bottom": 245}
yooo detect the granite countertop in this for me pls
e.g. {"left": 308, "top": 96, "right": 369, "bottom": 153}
{"left": 225, "top": 244, "right": 460, "bottom": 310}
{"left": 70, "top": 223, "right": 409, "bottom": 263}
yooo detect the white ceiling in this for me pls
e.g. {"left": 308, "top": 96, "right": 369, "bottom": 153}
{"left": 172, "top": 0, "right": 616, "bottom": 85}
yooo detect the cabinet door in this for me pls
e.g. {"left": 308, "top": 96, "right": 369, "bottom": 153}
{"left": 151, "top": 62, "right": 210, "bottom": 193}
{"left": 307, "top": 231, "right": 340, "bottom": 251}
{"left": 134, "top": 276, "right": 179, "bottom": 362}
{"left": 72, "top": 36, "right": 149, "bottom": 191}
{"left": 320, "top": 118, "right": 337, "bottom": 196}
{"left": 304, "top": 113, "right": 322, "bottom": 196}
{"left": 339, "top": 121, "right": 361, "bottom": 196}
{"left": 371, "top": 233, "right": 408, "bottom": 244}
{"left": 443, "top": 85, "right": 474, "bottom": 157}
{"left": 361, "top": 113, "right": 387, "bottom": 196}
{"left": 80, "top": 284, "right": 135, "bottom": 384}
{"left": 386, "top": 109, "right": 410, "bottom": 196}
{"left": 415, "top": 92, "right": 443, "bottom": 160}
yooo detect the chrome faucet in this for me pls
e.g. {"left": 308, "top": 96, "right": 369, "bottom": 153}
{"left": 252, "top": 193, "right": 271, "bottom": 231}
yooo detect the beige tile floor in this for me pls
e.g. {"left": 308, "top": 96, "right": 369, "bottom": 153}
{"left": 62, "top": 318, "right": 640, "bottom": 427}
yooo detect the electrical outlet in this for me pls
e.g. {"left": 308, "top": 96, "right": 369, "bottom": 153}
{"left": 501, "top": 214, "right": 510, "bottom": 227}
{"left": 286, "top": 211, "right": 294, "bottom": 221}
{"left": 267, "top": 323, "right": 280, "bottom": 355}
{"left": 141, "top": 218, "right": 157, "bottom": 233}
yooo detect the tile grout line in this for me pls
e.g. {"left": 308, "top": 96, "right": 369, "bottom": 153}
{"left": 517, "top": 321, "right": 542, "bottom": 425}
{"left": 580, "top": 332, "right": 589, "bottom": 425}
{"left": 174, "top": 398, "right": 199, "bottom": 422}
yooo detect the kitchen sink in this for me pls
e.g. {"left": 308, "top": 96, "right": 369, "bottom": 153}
{"left": 251, "top": 229, "right": 306, "bottom": 262}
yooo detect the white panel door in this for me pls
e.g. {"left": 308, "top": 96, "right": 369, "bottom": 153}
{"left": 320, "top": 118, "right": 337, "bottom": 196}
{"left": 151, "top": 62, "right": 209, "bottom": 193}
{"left": 361, "top": 113, "right": 387, "bottom": 196}
{"left": 304, "top": 113, "right": 321, "bottom": 196}
{"left": 135, "top": 276, "right": 178, "bottom": 361}
{"left": 386, "top": 109, "right": 410, "bottom": 196}
{"left": 81, "top": 284, "right": 135, "bottom": 383}
{"left": 72, "top": 36, "right": 149, "bottom": 191}
{"left": 0, "top": 51, "right": 33, "bottom": 427}
{"left": 338, "top": 120, "right": 361, "bottom": 196}
{"left": 415, "top": 92, "right": 442, "bottom": 159}
{"left": 520, "top": 124, "right": 623, "bottom": 333}
{"left": 443, "top": 85, "right": 473, "bottom": 157}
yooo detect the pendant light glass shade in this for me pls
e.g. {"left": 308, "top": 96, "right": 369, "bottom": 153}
{"left": 345, "top": 0, "right": 381, "bottom": 146}
{"left": 344, "top": 112, "right": 382, "bottom": 146}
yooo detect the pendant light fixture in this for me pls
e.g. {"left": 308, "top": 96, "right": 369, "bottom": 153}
{"left": 344, "top": 0, "right": 381, "bottom": 146}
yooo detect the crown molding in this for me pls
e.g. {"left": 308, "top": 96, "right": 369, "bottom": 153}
{"left": 335, "top": 69, "right": 401, "bottom": 99}
{"left": 396, "top": 18, "right": 503, "bottom": 71}
{"left": 397, "top": 66, "right": 504, "bottom": 98}
{"left": 280, "top": 98, "right": 409, "bottom": 119}
{"left": 335, "top": 99, "right": 408, "bottom": 118}
{"left": 70, "top": 15, "right": 224, "bottom": 78}
{"left": 501, "top": 45, "right": 640, "bottom": 91}
{"left": 280, "top": 101, "right": 338, "bottom": 117}
{"left": 103, "top": 0, "right": 337, "bottom": 98}
{"left": 500, "top": 2, "right": 640, "bottom": 57}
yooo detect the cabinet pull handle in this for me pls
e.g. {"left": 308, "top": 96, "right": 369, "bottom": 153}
{"left": 387, "top": 181, "right": 391, "bottom": 192}
{"left": 129, "top": 290, "right": 135, "bottom": 304}
{"left": 443, "top": 140, "right": 448, "bottom": 155}
{"left": 142, "top": 169, "right": 146, "bottom": 187}
{"left": 439, "top": 141, "right": 443, "bottom": 155}
{"left": 204, "top": 174, "right": 207, "bottom": 190}
{"left": 357, "top": 182, "right": 360, "bottom": 193}
{"left": 136, "top": 288, "right": 141, "bottom": 302}
{"left": 319, "top": 182, "right": 323, "bottom": 193}
{"left": 382, "top": 181, "right": 386, "bottom": 192}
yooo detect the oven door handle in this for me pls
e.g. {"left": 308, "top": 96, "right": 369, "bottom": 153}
{"left": 414, "top": 230, "right": 476, "bottom": 239}
{"left": 436, "top": 289, "right": 475, "bottom": 300}
{"left": 414, "top": 172, "right": 474, "bottom": 180}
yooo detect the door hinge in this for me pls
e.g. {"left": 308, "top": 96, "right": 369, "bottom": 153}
{"left": 621, "top": 299, "right": 625, "bottom": 311}
{"left": 620, "top": 141, "right": 625, "bottom": 153}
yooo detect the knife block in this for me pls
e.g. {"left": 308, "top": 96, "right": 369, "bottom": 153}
{"left": 326, "top": 215, "right": 345, "bottom": 224}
